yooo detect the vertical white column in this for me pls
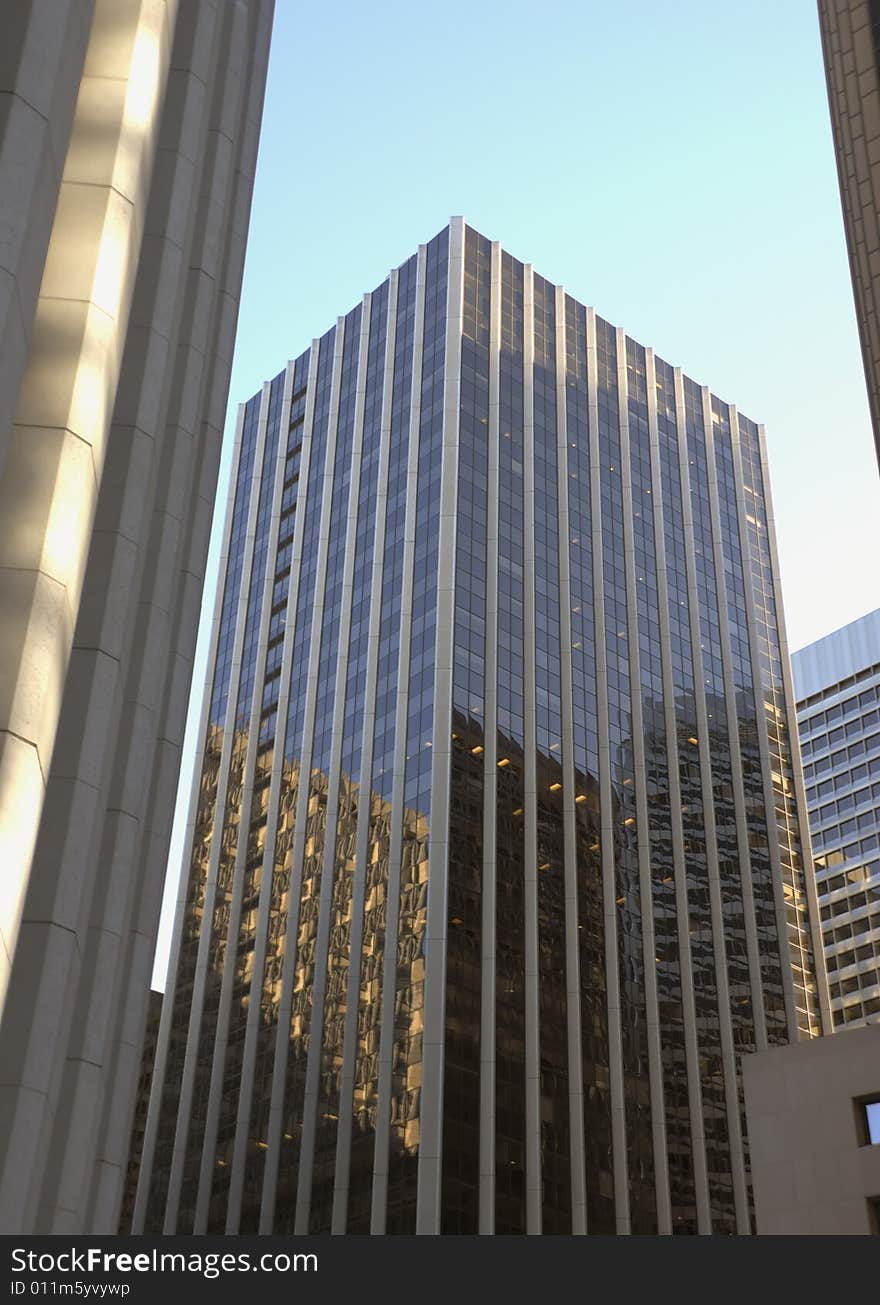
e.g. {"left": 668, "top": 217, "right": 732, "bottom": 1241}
{"left": 728, "top": 410, "right": 799, "bottom": 1041}
{"left": 615, "top": 334, "right": 670, "bottom": 1234}
{"left": 585, "top": 309, "right": 629, "bottom": 1235}
{"left": 293, "top": 299, "right": 374, "bottom": 1233}
{"left": 192, "top": 364, "right": 294, "bottom": 1232}
{"left": 701, "top": 400, "right": 768, "bottom": 1053}
{"left": 669, "top": 368, "right": 713, "bottom": 1234}
{"left": 131, "top": 400, "right": 248, "bottom": 1233}
{"left": 224, "top": 350, "right": 313, "bottom": 1232}
{"left": 330, "top": 275, "right": 398, "bottom": 1233}
{"left": 258, "top": 321, "right": 347, "bottom": 1226}
{"left": 478, "top": 242, "right": 501, "bottom": 1234}
{"left": 520, "top": 264, "right": 542, "bottom": 1236}
{"left": 416, "top": 216, "right": 464, "bottom": 1235}
{"left": 645, "top": 353, "right": 710, "bottom": 1233}
{"left": 754, "top": 423, "right": 832, "bottom": 1036}
{"left": 369, "top": 246, "right": 427, "bottom": 1233}
{"left": 677, "top": 385, "right": 749, "bottom": 1233}
{"left": 554, "top": 286, "right": 587, "bottom": 1235}
{"left": 163, "top": 379, "right": 271, "bottom": 1232}
{"left": 221, "top": 342, "right": 322, "bottom": 1233}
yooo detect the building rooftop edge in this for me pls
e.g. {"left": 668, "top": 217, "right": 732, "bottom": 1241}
{"left": 792, "top": 606, "right": 880, "bottom": 704}
{"left": 242, "top": 216, "right": 763, "bottom": 428}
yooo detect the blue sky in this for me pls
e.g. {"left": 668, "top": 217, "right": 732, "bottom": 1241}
{"left": 153, "top": 0, "right": 880, "bottom": 985}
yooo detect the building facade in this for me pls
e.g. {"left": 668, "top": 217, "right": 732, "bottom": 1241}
{"left": 0, "top": 0, "right": 274, "bottom": 1233}
{"left": 743, "top": 1021, "right": 880, "bottom": 1234}
{"left": 817, "top": 0, "right": 880, "bottom": 468}
{"left": 118, "top": 989, "right": 164, "bottom": 1234}
{"left": 137, "top": 219, "right": 827, "bottom": 1237}
{"left": 793, "top": 608, "right": 880, "bottom": 1029}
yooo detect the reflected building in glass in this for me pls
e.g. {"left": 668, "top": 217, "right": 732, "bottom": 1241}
{"left": 135, "top": 219, "right": 829, "bottom": 1236}
{"left": 793, "top": 607, "right": 880, "bottom": 1029}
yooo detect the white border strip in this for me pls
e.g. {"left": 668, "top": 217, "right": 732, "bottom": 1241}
{"left": 258, "top": 326, "right": 346, "bottom": 1227}
{"left": 616, "top": 336, "right": 670, "bottom": 1234}
{"left": 193, "top": 368, "right": 293, "bottom": 1231}
{"left": 330, "top": 274, "right": 398, "bottom": 1232}
{"left": 555, "top": 286, "right": 587, "bottom": 1234}
{"left": 416, "top": 216, "right": 464, "bottom": 1234}
{"left": 369, "top": 245, "right": 427, "bottom": 1232}
{"left": 478, "top": 242, "right": 501, "bottom": 1234}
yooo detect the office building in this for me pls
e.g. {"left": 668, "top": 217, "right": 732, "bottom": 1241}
{"left": 0, "top": 0, "right": 274, "bottom": 1233}
{"left": 743, "top": 1021, "right": 880, "bottom": 1233}
{"left": 793, "top": 608, "right": 880, "bottom": 1029}
{"left": 136, "top": 218, "right": 827, "bottom": 1237}
{"left": 817, "top": 0, "right": 880, "bottom": 468}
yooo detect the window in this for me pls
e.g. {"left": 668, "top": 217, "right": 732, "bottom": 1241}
{"left": 868, "top": 1102, "right": 880, "bottom": 1145}
{"left": 855, "top": 1096, "right": 880, "bottom": 1146}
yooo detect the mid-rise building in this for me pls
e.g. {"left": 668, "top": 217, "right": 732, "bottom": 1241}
{"left": 793, "top": 608, "right": 880, "bottom": 1029}
{"left": 136, "top": 219, "right": 827, "bottom": 1237}
{"left": 0, "top": 0, "right": 274, "bottom": 1233}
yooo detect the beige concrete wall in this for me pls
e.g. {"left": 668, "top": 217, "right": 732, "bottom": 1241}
{"left": 0, "top": 0, "right": 96, "bottom": 475}
{"left": 818, "top": 0, "right": 880, "bottom": 469}
{"left": 743, "top": 1022, "right": 880, "bottom": 1233}
{"left": 0, "top": 0, "right": 275, "bottom": 1234}
{"left": 0, "top": 0, "right": 176, "bottom": 1024}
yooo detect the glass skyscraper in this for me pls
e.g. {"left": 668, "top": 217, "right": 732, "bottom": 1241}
{"left": 793, "top": 607, "right": 880, "bottom": 1030}
{"left": 135, "top": 219, "right": 827, "bottom": 1237}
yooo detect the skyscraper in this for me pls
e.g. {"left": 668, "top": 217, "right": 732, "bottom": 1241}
{"left": 793, "top": 607, "right": 880, "bottom": 1030}
{"left": 137, "top": 218, "right": 828, "bottom": 1237}
{"left": 0, "top": 0, "right": 274, "bottom": 1233}
{"left": 817, "top": 0, "right": 880, "bottom": 468}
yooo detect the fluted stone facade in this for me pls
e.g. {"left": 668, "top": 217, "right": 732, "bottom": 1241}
{"left": 818, "top": 0, "right": 880, "bottom": 468}
{"left": 0, "top": 0, "right": 274, "bottom": 1234}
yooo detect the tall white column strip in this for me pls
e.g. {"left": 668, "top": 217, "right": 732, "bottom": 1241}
{"left": 615, "top": 334, "right": 670, "bottom": 1234}
{"left": 645, "top": 352, "right": 709, "bottom": 1231}
{"left": 293, "top": 298, "right": 373, "bottom": 1233}
{"left": 258, "top": 321, "right": 347, "bottom": 1226}
{"left": 701, "top": 399, "right": 768, "bottom": 1052}
{"left": 192, "top": 364, "right": 295, "bottom": 1231}
{"left": 585, "top": 309, "right": 629, "bottom": 1235}
{"left": 330, "top": 276, "right": 398, "bottom": 1233}
{"left": 223, "top": 355, "right": 303, "bottom": 1232}
{"left": 478, "top": 242, "right": 501, "bottom": 1234}
{"left": 369, "top": 246, "right": 428, "bottom": 1233}
{"left": 415, "top": 216, "right": 464, "bottom": 1235}
{"left": 727, "top": 410, "right": 799, "bottom": 1041}
{"left": 163, "top": 379, "right": 271, "bottom": 1231}
{"left": 520, "top": 264, "right": 542, "bottom": 1236}
{"left": 754, "top": 423, "right": 832, "bottom": 1036}
{"left": 677, "top": 386, "right": 748, "bottom": 1233}
{"left": 669, "top": 368, "right": 713, "bottom": 1234}
{"left": 225, "top": 342, "right": 322, "bottom": 1233}
{"left": 131, "top": 400, "right": 247, "bottom": 1233}
{"left": 555, "top": 286, "right": 587, "bottom": 1234}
